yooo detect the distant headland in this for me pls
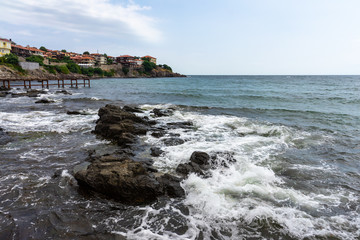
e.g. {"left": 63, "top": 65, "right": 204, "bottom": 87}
{"left": 0, "top": 37, "right": 185, "bottom": 80}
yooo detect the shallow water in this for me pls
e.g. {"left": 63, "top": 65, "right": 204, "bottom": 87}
{"left": 0, "top": 75, "right": 359, "bottom": 239}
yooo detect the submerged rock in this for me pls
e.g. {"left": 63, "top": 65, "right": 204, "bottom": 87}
{"left": 150, "top": 147, "right": 164, "bottom": 157}
{"left": 152, "top": 108, "right": 173, "bottom": 117}
{"left": 74, "top": 158, "right": 185, "bottom": 204}
{"left": 35, "top": 98, "right": 55, "bottom": 104}
{"left": 163, "top": 137, "right": 185, "bottom": 146}
{"left": 56, "top": 89, "right": 72, "bottom": 95}
{"left": 0, "top": 128, "right": 12, "bottom": 145}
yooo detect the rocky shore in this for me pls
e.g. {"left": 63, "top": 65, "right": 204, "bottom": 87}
{"left": 0, "top": 65, "right": 185, "bottom": 80}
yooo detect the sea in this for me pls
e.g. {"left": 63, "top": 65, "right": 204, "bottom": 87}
{"left": 0, "top": 75, "right": 359, "bottom": 240}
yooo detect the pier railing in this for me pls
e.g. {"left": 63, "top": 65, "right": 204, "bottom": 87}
{"left": 1, "top": 78, "right": 91, "bottom": 89}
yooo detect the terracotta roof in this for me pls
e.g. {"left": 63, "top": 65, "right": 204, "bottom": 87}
{"left": 81, "top": 56, "right": 95, "bottom": 60}
{"left": 12, "top": 44, "right": 29, "bottom": 50}
{"left": 0, "top": 38, "right": 10, "bottom": 42}
{"left": 142, "top": 55, "right": 156, "bottom": 59}
{"left": 118, "top": 55, "right": 133, "bottom": 58}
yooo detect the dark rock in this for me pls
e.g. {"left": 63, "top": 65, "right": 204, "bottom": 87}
{"left": 35, "top": 98, "right": 55, "bottom": 104}
{"left": 150, "top": 147, "right": 164, "bottom": 157}
{"left": 163, "top": 137, "right": 185, "bottom": 146}
{"left": 56, "top": 90, "right": 72, "bottom": 95}
{"left": 190, "top": 151, "right": 210, "bottom": 165}
{"left": 74, "top": 159, "right": 184, "bottom": 204}
{"left": 123, "top": 105, "right": 143, "bottom": 113}
{"left": 210, "top": 152, "right": 237, "bottom": 168}
{"left": 152, "top": 108, "right": 173, "bottom": 117}
{"left": 151, "top": 131, "right": 166, "bottom": 138}
{"left": 166, "top": 121, "right": 193, "bottom": 129}
{"left": 94, "top": 104, "right": 150, "bottom": 146}
{"left": 176, "top": 162, "right": 205, "bottom": 176}
{"left": 0, "top": 92, "right": 9, "bottom": 97}
{"left": 52, "top": 169, "right": 63, "bottom": 178}
{"left": 0, "top": 128, "right": 12, "bottom": 145}
{"left": 156, "top": 174, "right": 185, "bottom": 198}
{"left": 66, "top": 110, "right": 89, "bottom": 115}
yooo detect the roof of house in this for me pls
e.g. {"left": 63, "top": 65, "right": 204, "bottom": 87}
{"left": 0, "top": 38, "right": 10, "bottom": 42}
{"left": 142, "top": 55, "right": 156, "bottom": 59}
{"left": 118, "top": 55, "right": 134, "bottom": 58}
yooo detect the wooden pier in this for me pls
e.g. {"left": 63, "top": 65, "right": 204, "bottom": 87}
{"left": 1, "top": 78, "right": 91, "bottom": 89}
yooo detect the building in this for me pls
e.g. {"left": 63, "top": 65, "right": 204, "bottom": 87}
{"left": 91, "top": 53, "right": 106, "bottom": 65}
{"left": 71, "top": 56, "right": 95, "bottom": 67}
{"left": 11, "top": 44, "right": 31, "bottom": 57}
{"left": 116, "top": 55, "right": 140, "bottom": 67}
{"left": 142, "top": 55, "right": 157, "bottom": 64}
{"left": 0, "top": 38, "right": 12, "bottom": 57}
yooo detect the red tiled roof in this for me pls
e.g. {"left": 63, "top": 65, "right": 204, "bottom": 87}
{"left": 0, "top": 38, "right": 10, "bottom": 42}
{"left": 118, "top": 55, "right": 133, "bottom": 58}
{"left": 142, "top": 55, "right": 156, "bottom": 59}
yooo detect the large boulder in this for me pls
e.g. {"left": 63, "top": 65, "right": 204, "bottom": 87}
{"left": 74, "top": 157, "right": 185, "bottom": 204}
{"left": 93, "top": 104, "right": 149, "bottom": 146}
{"left": 176, "top": 151, "right": 210, "bottom": 176}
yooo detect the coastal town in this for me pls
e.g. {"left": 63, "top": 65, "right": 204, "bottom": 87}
{"left": 0, "top": 36, "right": 186, "bottom": 83}
{"left": 0, "top": 37, "right": 157, "bottom": 69}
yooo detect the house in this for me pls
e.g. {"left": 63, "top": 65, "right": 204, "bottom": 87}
{"left": 0, "top": 38, "right": 12, "bottom": 57}
{"left": 11, "top": 44, "right": 31, "bottom": 57}
{"left": 90, "top": 53, "right": 106, "bottom": 65}
{"left": 71, "top": 56, "right": 95, "bottom": 67}
{"left": 27, "top": 46, "right": 44, "bottom": 56}
{"left": 142, "top": 55, "right": 157, "bottom": 64}
{"left": 116, "top": 55, "right": 136, "bottom": 67}
{"left": 133, "top": 58, "right": 143, "bottom": 66}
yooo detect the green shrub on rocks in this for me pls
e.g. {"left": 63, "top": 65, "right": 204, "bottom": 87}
{"left": 26, "top": 55, "right": 44, "bottom": 66}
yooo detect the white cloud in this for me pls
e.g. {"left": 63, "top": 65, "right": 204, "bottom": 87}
{"left": 1, "top": 0, "right": 162, "bottom": 43}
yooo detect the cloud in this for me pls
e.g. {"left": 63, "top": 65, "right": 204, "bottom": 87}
{"left": 1, "top": 0, "right": 162, "bottom": 43}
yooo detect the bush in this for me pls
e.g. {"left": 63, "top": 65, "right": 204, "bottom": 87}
{"left": 81, "top": 67, "right": 94, "bottom": 77}
{"left": 161, "top": 64, "right": 172, "bottom": 72}
{"left": 66, "top": 62, "right": 81, "bottom": 73}
{"left": 26, "top": 55, "right": 44, "bottom": 66}
{"left": 44, "top": 65, "right": 57, "bottom": 74}
{"left": 122, "top": 67, "right": 129, "bottom": 75}
{"left": 94, "top": 67, "right": 103, "bottom": 76}
{"left": 104, "top": 69, "right": 115, "bottom": 77}
{"left": 4, "top": 54, "right": 19, "bottom": 65}
{"left": 142, "top": 60, "right": 156, "bottom": 72}
{"left": 55, "top": 65, "right": 70, "bottom": 74}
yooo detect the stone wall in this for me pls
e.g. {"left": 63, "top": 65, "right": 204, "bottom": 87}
{"left": 19, "top": 62, "right": 39, "bottom": 70}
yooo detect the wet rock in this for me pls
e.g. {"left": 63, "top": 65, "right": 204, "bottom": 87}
{"left": 0, "top": 92, "right": 9, "bottom": 97}
{"left": 176, "top": 162, "right": 205, "bottom": 176}
{"left": 163, "top": 137, "right": 185, "bottom": 146}
{"left": 151, "top": 130, "right": 166, "bottom": 138}
{"left": 74, "top": 158, "right": 184, "bottom": 204}
{"left": 56, "top": 89, "right": 72, "bottom": 95}
{"left": 93, "top": 104, "right": 150, "bottom": 146}
{"left": 156, "top": 174, "right": 185, "bottom": 198}
{"left": 66, "top": 110, "right": 89, "bottom": 115}
{"left": 176, "top": 151, "right": 211, "bottom": 177}
{"left": 123, "top": 105, "right": 143, "bottom": 113}
{"left": 150, "top": 147, "right": 164, "bottom": 157}
{"left": 166, "top": 121, "right": 193, "bottom": 129}
{"left": 152, "top": 108, "right": 172, "bottom": 117}
{"left": 0, "top": 128, "right": 12, "bottom": 145}
{"left": 52, "top": 169, "right": 63, "bottom": 178}
{"left": 35, "top": 98, "right": 55, "bottom": 104}
{"left": 190, "top": 151, "right": 210, "bottom": 165}
{"left": 210, "top": 152, "right": 237, "bottom": 168}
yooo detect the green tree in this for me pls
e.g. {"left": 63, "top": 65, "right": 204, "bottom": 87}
{"left": 83, "top": 51, "right": 90, "bottom": 55}
{"left": 40, "top": 46, "right": 47, "bottom": 52}
{"left": 142, "top": 60, "right": 156, "bottom": 72}
{"left": 122, "top": 67, "right": 129, "bottom": 75}
{"left": 94, "top": 67, "right": 103, "bottom": 76}
{"left": 66, "top": 62, "right": 81, "bottom": 73}
{"left": 107, "top": 58, "right": 113, "bottom": 65}
{"left": 4, "top": 54, "right": 19, "bottom": 65}
{"left": 61, "top": 49, "right": 67, "bottom": 53}
{"left": 55, "top": 65, "right": 70, "bottom": 74}
{"left": 26, "top": 55, "right": 44, "bottom": 65}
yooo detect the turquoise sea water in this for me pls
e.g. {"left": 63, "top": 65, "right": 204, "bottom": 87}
{"left": 0, "top": 75, "right": 359, "bottom": 239}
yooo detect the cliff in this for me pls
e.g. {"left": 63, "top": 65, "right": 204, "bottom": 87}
{"left": 0, "top": 65, "right": 185, "bottom": 80}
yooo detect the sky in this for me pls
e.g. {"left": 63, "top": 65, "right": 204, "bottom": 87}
{"left": 1, "top": 0, "right": 360, "bottom": 75}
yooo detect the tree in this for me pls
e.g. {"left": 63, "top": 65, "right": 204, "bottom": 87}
{"left": 40, "top": 46, "right": 47, "bottom": 52}
{"left": 142, "top": 60, "right": 156, "bottom": 72}
{"left": 61, "top": 49, "right": 67, "bottom": 53}
{"left": 66, "top": 62, "right": 81, "bottom": 74}
{"left": 26, "top": 55, "right": 44, "bottom": 65}
{"left": 83, "top": 51, "right": 90, "bottom": 55}
{"left": 4, "top": 54, "right": 19, "bottom": 65}
{"left": 107, "top": 58, "right": 113, "bottom": 65}
{"left": 122, "top": 67, "right": 129, "bottom": 75}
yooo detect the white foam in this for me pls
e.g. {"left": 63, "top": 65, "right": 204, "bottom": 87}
{"left": 0, "top": 110, "right": 98, "bottom": 133}
{"left": 134, "top": 106, "right": 359, "bottom": 239}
